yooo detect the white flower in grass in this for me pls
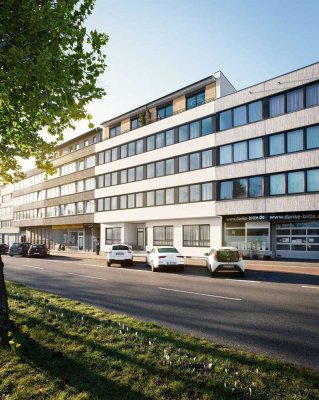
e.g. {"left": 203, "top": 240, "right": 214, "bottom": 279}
{"left": 208, "top": 363, "right": 213, "bottom": 369}
{"left": 249, "top": 387, "right": 252, "bottom": 396}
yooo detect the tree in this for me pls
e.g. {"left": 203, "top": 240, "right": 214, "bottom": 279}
{"left": 0, "top": 0, "right": 108, "bottom": 344}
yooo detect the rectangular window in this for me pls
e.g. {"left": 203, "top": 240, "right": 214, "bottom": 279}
{"left": 86, "top": 155, "right": 95, "bottom": 168}
{"left": 166, "top": 129, "right": 175, "bottom": 146}
{"left": 269, "top": 133, "right": 285, "bottom": 156}
{"left": 131, "top": 117, "right": 141, "bottom": 130}
{"left": 156, "top": 189, "right": 165, "bottom": 205}
{"left": 153, "top": 226, "right": 173, "bottom": 246}
{"left": 111, "top": 197, "right": 118, "bottom": 210}
{"left": 270, "top": 174, "right": 286, "bottom": 195}
{"left": 249, "top": 138, "right": 263, "bottom": 159}
{"left": 111, "top": 172, "right": 118, "bottom": 186}
{"left": 202, "top": 149, "right": 213, "bottom": 168}
{"left": 183, "top": 225, "right": 210, "bottom": 247}
{"left": 202, "top": 117, "right": 213, "bottom": 135}
{"left": 136, "top": 166, "right": 144, "bottom": 181}
{"left": 179, "top": 186, "right": 189, "bottom": 203}
{"left": 98, "top": 152, "right": 104, "bottom": 165}
{"left": 233, "top": 105, "right": 247, "bottom": 127}
{"left": 128, "top": 142, "right": 136, "bottom": 157}
{"left": 147, "top": 136, "right": 155, "bottom": 151}
{"left": 190, "top": 152, "right": 200, "bottom": 170}
{"left": 85, "top": 200, "right": 94, "bottom": 213}
{"left": 77, "top": 180, "right": 84, "bottom": 192}
{"left": 147, "top": 163, "right": 155, "bottom": 179}
{"left": 269, "top": 94, "right": 285, "bottom": 117}
{"left": 249, "top": 176, "right": 264, "bottom": 197}
{"left": 105, "top": 150, "right": 111, "bottom": 163}
{"left": 157, "top": 104, "right": 173, "bottom": 120}
{"left": 166, "top": 159, "right": 174, "bottom": 175}
{"left": 104, "top": 198, "right": 111, "bottom": 211}
{"left": 156, "top": 161, "right": 165, "bottom": 177}
{"left": 111, "top": 147, "right": 118, "bottom": 161}
{"left": 220, "top": 181, "right": 233, "bottom": 200}
{"left": 287, "top": 88, "right": 304, "bottom": 112}
{"left": 190, "top": 184, "right": 201, "bottom": 202}
{"left": 85, "top": 178, "right": 95, "bottom": 190}
{"left": 219, "top": 144, "right": 232, "bottom": 164}
{"left": 97, "top": 199, "right": 104, "bottom": 211}
{"left": 233, "top": 178, "right": 248, "bottom": 198}
{"left": 147, "top": 191, "right": 155, "bottom": 206}
{"left": 288, "top": 171, "right": 304, "bottom": 193}
{"left": 306, "top": 125, "right": 319, "bottom": 149}
{"left": 307, "top": 169, "right": 319, "bottom": 192}
{"left": 105, "top": 227, "right": 121, "bottom": 244}
{"left": 189, "top": 121, "right": 200, "bottom": 139}
{"left": 202, "top": 182, "right": 213, "bottom": 200}
{"left": 78, "top": 159, "right": 85, "bottom": 171}
{"left": 186, "top": 91, "right": 205, "bottom": 109}
{"left": 128, "top": 194, "right": 135, "bottom": 208}
{"left": 135, "top": 193, "right": 143, "bottom": 207}
{"left": 306, "top": 83, "right": 319, "bottom": 107}
{"left": 233, "top": 141, "right": 247, "bottom": 162}
{"left": 248, "top": 100, "right": 262, "bottom": 123}
{"left": 136, "top": 139, "right": 144, "bottom": 154}
{"left": 120, "top": 170, "right": 127, "bottom": 184}
{"left": 156, "top": 132, "right": 165, "bottom": 149}
{"left": 179, "top": 155, "right": 188, "bottom": 172}
{"left": 166, "top": 188, "right": 175, "bottom": 204}
{"left": 128, "top": 168, "right": 135, "bottom": 182}
{"left": 105, "top": 174, "right": 111, "bottom": 187}
{"left": 178, "top": 125, "right": 188, "bottom": 142}
{"left": 110, "top": 125, "right": 121, "bottom": 138}
{"left": 121, "top": 144, "right": 127, "bottom": 159}
{"left": 287, "top": 129, "right": 304, "bottom": 153}
{"left": 120, "top": 195, "right": 127, "bottom": 209}
{"left": 219, "top": 110, "right": 232, "bottom": 131}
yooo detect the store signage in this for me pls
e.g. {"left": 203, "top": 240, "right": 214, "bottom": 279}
{"left": 52, "top": 224, "right": 84, "bottom": 230}
{"left": 223, "top": 211, "right": 319, "bottom": 223}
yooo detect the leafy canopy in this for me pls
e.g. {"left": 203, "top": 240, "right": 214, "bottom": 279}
{"left": 0, "top": 0, "right": 108, "bottom": 183}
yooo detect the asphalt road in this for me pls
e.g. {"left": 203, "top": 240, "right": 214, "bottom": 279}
{"left": 3, "top": 255, "right": 319, "bottom": 371}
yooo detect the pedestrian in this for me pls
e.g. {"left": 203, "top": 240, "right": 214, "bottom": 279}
{"left": 96, "top": 238, "right": 100, "bottom": 256}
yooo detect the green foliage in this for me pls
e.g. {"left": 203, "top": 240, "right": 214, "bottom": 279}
{"left": 0, "top": 0, "right": 108, "bottom": 183}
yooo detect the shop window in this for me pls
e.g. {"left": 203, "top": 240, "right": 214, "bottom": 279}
{"left": 183, "top": 225, "right": 210, "bottom": 247}
{"left": 105, "top": 227, "right": 121, "bottom": 244}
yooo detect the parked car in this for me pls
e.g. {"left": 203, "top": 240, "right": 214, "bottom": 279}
{"left": 28, "top": 244, "right": 50, "bottom": 258}
{"left": 9, "top": 242, "right": 31, "bottom": 257}
{"left": 146, "top": 246, "right": 184, "bottom": 272}
{"left": 106, "top": 244, "right": 133, "bottom": 267}
{"left": 205, "top": 247, "right": 245, "bottom": 276}
{"left": 0, "top": 244, "right": 9, "bottom": 255}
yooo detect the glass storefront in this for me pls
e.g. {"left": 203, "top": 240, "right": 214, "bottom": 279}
{"left": 224, "top": 221, "right": 270, "bottom": 252}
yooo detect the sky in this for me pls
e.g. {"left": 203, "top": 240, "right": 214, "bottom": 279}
{"left": 22, "top": 0, "right": 319, "bottom": 170}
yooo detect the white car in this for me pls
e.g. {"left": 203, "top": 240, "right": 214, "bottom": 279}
{"left": 146, "top": 246, "right": 184, "bottom": 272}
{"left": 205, "top": 247, "right": 245, "bottom": 276}
{"left": 106, "top": 244, "right": 133, "bottom": 267}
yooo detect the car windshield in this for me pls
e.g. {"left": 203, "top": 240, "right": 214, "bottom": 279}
{"left": 112, "top": 245, "right": 129, "bottom": 251}
{"left": 158, "top": 247, "right": 178, "bottom": 253}
{"left": 31, "top": 245, "right": 44, "bottom": 249}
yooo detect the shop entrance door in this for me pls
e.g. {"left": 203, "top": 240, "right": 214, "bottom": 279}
{"left": 78, "top": 232, "right": 84, "bottom": 251}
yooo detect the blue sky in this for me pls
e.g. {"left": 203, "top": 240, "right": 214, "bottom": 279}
{"left": 22, "top": 0, "right": 319, "bottom": 169}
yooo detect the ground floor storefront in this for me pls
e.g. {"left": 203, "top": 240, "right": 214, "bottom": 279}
{"left": 223, "top": 211, "right": 319, "bottom": 260}
{"left": 0, "top": 232, "right": 20, "bottom": 247}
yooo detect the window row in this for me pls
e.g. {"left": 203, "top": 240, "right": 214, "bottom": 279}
{"left": 152, "top": 224, "right": 210, "bottom": 247}
{"left": 1, "top": 194, "right": 12, "bottom": 203}
{"left": 98, "top": 115, "right": 215, "bottom": 165}
{"left": 0, "top": 220, "right": 12, "bottom": 228}
{"left": 97, "top": 149, "right": 214, "bottom": 188}
{"left": 0, "top": 206, "right": 12, "bottom": 216}
{"left": 97, "top": 182, "right": 214, "bottom": 212}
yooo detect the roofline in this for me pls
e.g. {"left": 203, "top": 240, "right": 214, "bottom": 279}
{"left": 56, "top": 127, "right": 102, "bottom": 149}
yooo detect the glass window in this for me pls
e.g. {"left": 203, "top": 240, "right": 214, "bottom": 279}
{"left": 120, "top": 170, "right": 127, "bottom": 184}
{"left": 202, "top": 117, "right": 213, "bottom": 135}
{"left": 306, "top": 125, "right": 319, "bottom": 149}
{"left": 166, "top": 159, "right": 174, "bottom": 175}
{"left": 219, "top": 110, "right": 232, "bottom": 131}
{"left": 248, "top": 101, "right": 262, "bottom": 123}
{"left": 202, "top": 182, "right": 213, "bottom": 200}
{"left": 306, "top": 83, "right": 319, "bottom": 107}
{"left": 219, "top": 144, "right": 232, "bottom": 164}
{"left": 120, "top": 195, "right": 127, "bottom": 209}
{"left": 136, "top": 139, "right": 144, "bottom": 154}
{"left": 233, "top": 178, "right": 247, "bottom": 198}
{"left": 288, "top": 171, "right": 305, "bottom": 193}
{"left": 178, "top": 125, "right": 188, "bottom": 142}
{"left": 111, "top": 197, "right": 118, "bottom": 210}
{"left": 269, "top": 94, "right": 284, "bottom": 117}
{"left": 190, "top": 184, "right": 201, "bottom": 202}
{"left": 233, "top": 105, "right": 247, "bottom": 127}
{"left": 190, "top": 152, "right": 200, "bottom": 170}
{"left": 166, "top": 129, "right": 175, "bottom": 146}
{"left": 179, "top": 155, "right": 188, "bottom": 172}
{"left": 121, "top": 144, "right": 127, "bottom": 159}
{"left": 105, "top": 150, "right": 111, "bottom": 163}
{"left": 147, "top": 163, "right": 155, "bottom": 179}
{"left": 202, "top": 149, "right": 213, "bottom": 168}
{"left": 97, "top": 199, "right": 104, "bottom": 212}
{"left": 249, "top": 176, "right": 263, "bottom": 197}
{"left": 220, "top": 181, "right": 233, "bottom": 199}
{"left": 157, "top": 104, "right": 173, "bottom": 119}
{"left": 249, "top": 138, "right": 263, "bottom": 159}
{"left": 270, "top": 174, "right": 286, "bottom": 195}
{"left": 135, "top": 193, "right": 143, "bottom": 207}
{"left": 153, "top": 226, "right": 173, "bottom": 246}
{"left": 111, "top": 172, "right": 118, "bottom": 186}
{"left": 156, "top": 132, "right": 165, "bottom": 148}
{"left": 128, "top": 194, "right": 135, "bottom": 208}
{"left": 179, "top": 186, "right": 189, "bottom": 203}
{"left": 269, "top": 133, "right": 285, "bottom": 156}
{"left": 105, "top": 174, "right": 111, "bottom": 187}
{"left": 131, "top": 117, "right": 140, "bottom": 130}
{"left": 166, "top": 188, "right": 174, "bottom": 204}
{"left": 128, "top": 168, "right": 135, "bottom": 182}
{"left": 156, "top": 161, "right": 165, "bottom": 177}
{"left": 156, "top": 190, "right": 165, "bottom": 205}
{"left": 183, "top": 225, "right": 210, "bottom": 247}
{"left": 111, "top": 147, "right": 118, "bottom": 161}
{"left": 98, "top": 152, "right": 104, "bottom": 165}
{"left": 234, "top": 141, "right": 247, "bottom": 162}
{"left": 136, "top": 166, "right": 144, "bottom": 181}
{"left": 128, "top": 142, "right": 135, "bottom": 157}
{"left": 110, "top": 125, "right": 121, "bottom": 138}
{"left": 287, "top": 88, "right": 304, "bottom": 112}
{"left": 287, "top": 129, "right": 304, "bottom": 153}
{"left": 77, "top": 180, "right": 84, "bottom": 192}
{"left": 186, "top": 91, "right": 205, "bottom": 109}
{"left": 147, "top": 136, "right": 155, "bottom": 151}
{"left": 189, "top": 121, "right": 200, "bottom": 139}
{"left": 147, "top": 191, "right": 155, "bottom": 206}
{"left": 307, "top": 169, "right": 319, "bottom": 192}
{"left": 104, "top": 198, "right": 110, "bottom": 211}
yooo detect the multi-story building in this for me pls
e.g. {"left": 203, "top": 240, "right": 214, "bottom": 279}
{"left": 95, "top": 62, "right": 319, "bottom": 260}
{"left": 10, "top": 128, "right": 102, "bottom": 251}
{"left": 0, "top": 185, "right": 19, "bottom": 246}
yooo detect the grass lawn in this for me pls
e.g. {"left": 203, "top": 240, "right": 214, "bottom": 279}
{"left": 0, "top": 281, "right": 318, "bottom": 400}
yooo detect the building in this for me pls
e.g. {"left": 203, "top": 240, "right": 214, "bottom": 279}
{"left": 0, "top": 185, "right": 19, "bottom": 246}
{"left": 95, "top": 62, "right": 319, "bottom": 260}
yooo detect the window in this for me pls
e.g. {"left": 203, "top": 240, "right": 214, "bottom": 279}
{"left": 136, "top": 139, "right": 144, "bottom": 154}
{"left": 105, "top": 150, "right": 111, "bottom": 163}
{"left": 128, "top": 142, "right": 135, "bottom": 157}
{"left": 84, "top": 140, "right": 89, "bottom": 147}
{"left": 166, "top": 129, "right": 175, "bottom": 145}
{"left": 249, "top": 176, "right": 263, "bottom": 197}
{"left": 306, "top": 83, "right": 319, "bottom": 107}
{"left": 104, "top": 198, "right": 110, "bottom": 211}
{"left": 269, "top": 133, "right": 285, "bottom": 156}
{"left": 105, "top": 227, "right": 121, "bottom": 244}
{"left": 111, "top": 172, "right": 118, "bottom": 186}
{"left": 120, "top": 195, "right": 127, "bottom": 209}
{"left": 269, "top": 94, "right": 284, "bottom": 117}
{"left": 270, "top": 174, "right": 285, "bottom": 195}
{"left": 136, "top": 193, "right": 143, "bottom": 207}
{"left": 78, "top": 159, "right": 85, "bottom": 171}
{"left": 77, "top": 180, "right": 84, "bottom": 192}
{"left": 234, "top": 141, "right": 247, "bottom": 162}
{"left": 306, "top": 125, "right": 319, "bottom": 149}
{"left": 61, "top": 162, "right": 76, "bottom": 176}
{"left": 98, "top": 175, "right": 104, "bottom": 188}
{"left": 179, "top": 155, "right": 188, "bottom": 172}
{"left": 156, "top": 161, "right": 165, "bottom": 177}
{"left": 128, "top": 168, "right": 135, "bottom": 182}
{"left": 120, "top": 170, "right": 127, "bottom": 184}
{"left": 249, "top": 138, "right": 263, "bottom": 159}
{"left": 128, "top": 194, "right": 135, "bottom": 208}
{"left": 121, "top": 144, "right": 127, "bottom": 159}
{"left": 190, "top": 184, "right": 201, "bottom": 202}
{"left": 136, "top": 166, "right": 144, "bottom": 181}
{"left": 220, "top": 181, "right": 233, "bottom": 200}
{"left": 156, "top": 132, "right": 165, "bottom": 149}
{"left": 202, "top": 182, "right": 213, "bottom": 200}
{"left": 147, "top": 163, "right": 155, "bottom": 179}
{"left": 131, "top": 117, "right": 141, "bottom": 130}
{"left": 93, "top": 136, "right": 97, "bottom": 144}
{"left": 187, "top": 91, "right": 205, "bottom": 110}
{"left": 85, "top": 178, "right": 95, "bottom": 191}
{"left": 287, "top": 88, "right": 304, "bottom": 112}
{"left": 104, "top": 174, "right": 111, "bottom": 187}
{"left": 220, "top": 144, "right": 232, "bottom": 164}
{"left": 77, "top": 202, "right": 84, "bottom": 214}
{"left": 288, "top": 171, "right": 304, "bottom": 193}
{"left": 219, "top": 110, "right": 232, "bottom": 131}
{"left": 166, "top": 188, "right": 174, "bottom": 204}
{"left": 287, "top": 129, "right": 304, "bottom": 153}
{"left": 147, "top": 136, "right": 155, "bottom": 151}
{"left": 85, "top": 200, "right": 94, "bottom": 213}
{"left": 189, "top": 121, "right": 200, "bottom": 139}
{"left": 307, "top": 169, "right": 319, "bottom": 192}
{"left": 156, "top": 189, "right": 165, "bottom": 205}
{"left": 201, "top": 149, "right": 212, "bottom": 168}
{"left": 178, "top": 125, "right": 188, "bottom": 142}
{"left": 147, "top": 191, "right": 155, "bottom": 206}
{"left": 98, "top": 152, "right": 104, "bottom": 165}
{"left": 183, "top": 225, "right": 210, "bottom": 247}
{"left": 233, "top": 105, "right": 247, "bottom": 127}
{"left": 110, "top": 125, "right": 121, "bottom": 138}
{"left": 202, "top": 117, "right": 213, "bottom": 135}
{"left": 233, "top": 178, "right": 247, "bottom": 198}
{"left": 112, "top": 147, "right": 118, "bottom": 161}
{"left": 153, "top": 226, "right": 173, "bottom": 246}
{"left": 179, "top": 186, "right": 189, "bottom": 203}
{"left": 248, "top": 101, "right": 262, "bottom": 123}
{"left": 157, "top": 104, "right": 172, "bottom": 120}
{"left": 111, "top": 197, "right": 118, "bottom": 210}
{"left": 166, "top": 159, "right": 174, "bottom": 175}
{"left": 190, "top": 152, "right": 200, "bottom": 170}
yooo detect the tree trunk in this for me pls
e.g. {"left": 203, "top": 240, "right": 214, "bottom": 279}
{"left": 0, "top": 255, "right": 10, "bottom": 344}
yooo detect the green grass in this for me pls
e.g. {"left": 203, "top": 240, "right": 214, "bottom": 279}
{"left": 0, "top": 281, "right": 318, "bottom": 400}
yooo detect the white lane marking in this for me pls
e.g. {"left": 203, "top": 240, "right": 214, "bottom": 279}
{"left": 302, "top": 285, "right": 319, "bottom": 290}
{"left": 21, "top": 265, "right": 44, "bottom": 270}
{"left": 226, "top": 279, "right": 261, "bottom": 283}
{"left": 158, "top": 287, "right": 242, "bottom": 301}
{"left": 67, "top": 272, "right": 107, "bottom": 281}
